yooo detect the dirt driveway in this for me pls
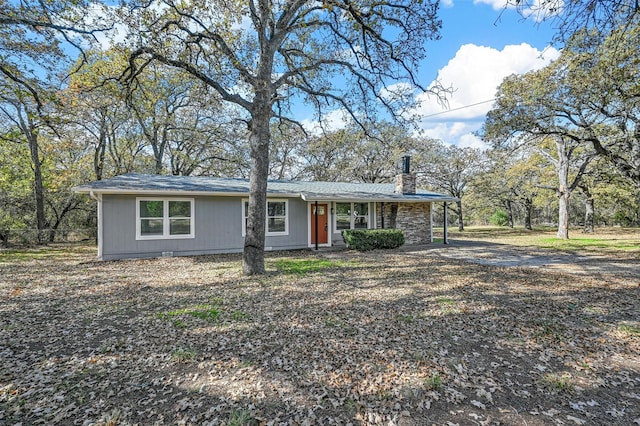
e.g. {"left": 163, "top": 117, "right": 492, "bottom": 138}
{"left": 404, "top": 239, "right": 640, "bottom": 279}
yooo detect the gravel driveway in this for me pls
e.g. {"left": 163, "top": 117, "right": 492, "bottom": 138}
{"left": 404, "top": 240, "right": 640, "bottom": 279}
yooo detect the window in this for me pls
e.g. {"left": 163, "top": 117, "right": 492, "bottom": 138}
{"left": 267, "top": 201, "right": 287, "bottom": 233}
{"left": 353, "top": 203, "right": 369, "bottom": 229}
{"left": 334, "top": 202, "right": 371, "bottom": 231}
{"left": 139, "top": 200, "right": 164, "bottom": 237}
{"left": 137, "top": 198, "right": 194, "bottom": 240}
{"left": 335, "top": 203, "right": 351, "bottom": 230}
{"left": 242, "top": 199, "right": 289, "bottom": 236}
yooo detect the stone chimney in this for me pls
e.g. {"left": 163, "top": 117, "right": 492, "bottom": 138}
{"left": 394, "top": 155, "right": 416, "bottom": 194}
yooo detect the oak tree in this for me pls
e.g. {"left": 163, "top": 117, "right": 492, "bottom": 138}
{"left": 120, "top": 0, "right": 446, "bottom": 274}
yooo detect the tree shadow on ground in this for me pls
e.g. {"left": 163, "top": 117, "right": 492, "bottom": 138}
{"left": 1, "top": 249, "right": 639, "bottom": 425}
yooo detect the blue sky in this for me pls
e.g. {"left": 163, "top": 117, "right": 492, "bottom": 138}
{"left": 304, "top": 0, "right": 561, "bottom": 148}
{"left": 90, "top": 0, "right": 561, "bottom": 149}
{"left": 407, "top": 0, "right": 560, "bottom": 148}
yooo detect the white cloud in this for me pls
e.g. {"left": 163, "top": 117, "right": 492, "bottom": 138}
{"left": 418, "top": 121, "right": 486, "bottom": 147}
{"left": 418, "top": 43, "right": 559, "bottom": 122}
{"left": 473, "top": 0, "right": 512, "bottom": 11}
{"left": 301, "top": 109, "right": 350, "bottom": 135}
{"left": 458, "top": 132, "right": 488, "bottom": 150}
{"left": 414, "top": 42, "right": 559, "bottom": 146}
{"left": 441, "top": 0, "right": 455, "bottom": 8}
{"left": 231, "top": 15, "right": 253, "bottom": 32}
{"left": 473, "top": 0, "right": 563, "bottom": 22}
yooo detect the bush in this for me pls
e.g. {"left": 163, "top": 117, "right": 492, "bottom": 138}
{"left": 490, "top": 210, "right": 509, "bottom": 227}
{"left": 341, "top": 229, "right": 405, "bottom": 251}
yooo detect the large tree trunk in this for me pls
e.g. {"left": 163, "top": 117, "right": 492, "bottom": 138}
{"left": 17, "top": 107, "right": 47, "bottom": 244}
{"left": 456, "top": 200, "right": 464, "bottom": 231}
{"left": 581, "top": 184, "right": 594, "bottom": 233}
{"left": 504, "top": 199, "right": 514, "bottom": 228}
{"left": 243, "top": 97, "right": 272, "bottom": 275}
{"left": 28, "top": 133, "right": 47, "bottom": 243}
{"left": 94, "top": 110, "right": 107, "bottom": 181}
{"left": 523, "top": 197, "right": 533, "bottom": 230}
{"left": 557, "top": 185, "right": 570, "bottom": 239}
{"left": 555, "top": 140, "right": 570, "bottom": 239}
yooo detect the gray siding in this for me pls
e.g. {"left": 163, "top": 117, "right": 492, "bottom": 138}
{"left": 101, "top": 195, "right": 309, "bottom": 260}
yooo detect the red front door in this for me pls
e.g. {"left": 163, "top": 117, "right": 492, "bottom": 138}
{"left": 311, "top": 203, "right": 328, "bottom": 245}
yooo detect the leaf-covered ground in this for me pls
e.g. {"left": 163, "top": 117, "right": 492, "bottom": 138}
{"left": 1, "top": 245, "right": 639, "bottom": 425}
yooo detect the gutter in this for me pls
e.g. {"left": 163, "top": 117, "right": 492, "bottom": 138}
{"left": 75, "top": 188, "right": 301, "bottom": 198}
{"left": 77, "top": 188, "right": 459, "bottom": 203}
{"left": 300, "top": 194, "right": 460, "bottom": 203}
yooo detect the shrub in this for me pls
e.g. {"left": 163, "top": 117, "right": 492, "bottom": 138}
{"left": 490, "top": 210, "right": 509, "bottom": 226}
{"left": 341, "top": 229, "right": 404, "bottom": 251}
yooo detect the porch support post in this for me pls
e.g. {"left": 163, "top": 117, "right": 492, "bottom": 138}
{"left": 443, "top": 202, "right": 449, "bottom": 245}
{"left": 315, "top": 201, "right": 319, "bottom": 251}
{"left": 430, "top": 202, "right": 433, "bottom": 243}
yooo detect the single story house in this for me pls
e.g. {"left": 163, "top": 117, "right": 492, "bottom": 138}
{"left": 73, "top": 168, "right": 458, "bottom": 260}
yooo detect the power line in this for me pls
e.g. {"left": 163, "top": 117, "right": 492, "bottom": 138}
{"left": 421, "top": 98, "right": 496, "bottom": 119}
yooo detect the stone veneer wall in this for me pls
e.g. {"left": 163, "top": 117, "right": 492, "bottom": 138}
{"left": 396, "top": 202, "right": 431, "bottom": 244}
{"left": 394, "top": 173, "right": 416, "bottom": 194}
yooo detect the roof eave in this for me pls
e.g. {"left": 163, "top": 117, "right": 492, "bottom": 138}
{"left": 73, "top": 187, "right": 300, "bottom": 198}
{"left": 300, "top": 194, "right": 459, "bottom": 203}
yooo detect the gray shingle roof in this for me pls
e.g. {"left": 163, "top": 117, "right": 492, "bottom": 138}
{"left": 73, "top": 173, "right": 458, "bottom": 202}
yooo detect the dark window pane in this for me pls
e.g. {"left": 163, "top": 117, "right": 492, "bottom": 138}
{"left": 336, "top": 215, "right": 351, "bottom": 230}
{"left": 354, "top": 203, "right": 369, "bottom": 229}
{"left": 355, "top": 203, "right": 368, "bottom": 216}
{"left": 268, "top": 201, "right": 285, "bottom": 216}
{"left": 268, "top": 217, "right": 285, "bottom": 233}
{"left": 335, "top": 203, "right": 350, "bottom": 215}
{"left": 169, "top": 201, "right": 191, "bottom": 217}
{"left": 354, "top": 217, "right": 368, "bottom": 229}
{"left": 140, "top": 200, "right": 163, "bottom": 218}
{"left": 141, "top": 218, "right": 163, "bottom": 235}
{"left": 169, "top": 219, "right": 191, "bottom": 235}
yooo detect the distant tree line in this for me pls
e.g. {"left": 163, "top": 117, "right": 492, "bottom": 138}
{"left": 1, "top": 0, "right": 639, "bottom": 250}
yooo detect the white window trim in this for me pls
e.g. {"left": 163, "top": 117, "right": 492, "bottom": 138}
{"left": 242, "top": 198, "right": 289, "bottom": 237}
{"left": 136, "top": 197, "right": 195, "bottom": 240}
{"left": 333, "top": 202, "right": 372, "bottom": 232}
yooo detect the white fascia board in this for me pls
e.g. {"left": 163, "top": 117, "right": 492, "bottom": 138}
{"left": 74, "top": 188, "right": 302, "bottom": 198}
{"left": 300, "top": 194, "right": 459, "bottom": 203}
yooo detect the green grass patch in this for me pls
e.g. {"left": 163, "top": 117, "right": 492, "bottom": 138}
{"left": 424, "top": 373, "right": 443, "bottom": 391}
{"left": 273, "top": 258, "right": 352, "bottom": 275}
{"left": 171, "top": 347, "right": 197, "bottom": 363}
{"left": 396, "top": 314, "right": 415, "bottom": 323}
{"left": 158, "top": 297, "right": 251, "bottom": 325}
{"left": 227, "top": 409, "right": 257, "bottom": 426}
{"left": 619, "top": 322, "right": 640, "bottom": 336}
{"left": 0, "top": 244, "right": 95, "bottom": 262}
{"left": 534, "top": 318, "right": 566, "bottom": 342}
{"left": 448, "top": 226, "right": 640, "bottom": 253}
{"left": 231, "top": 310, "right": 249, "bottom": 321}
{"left": 536, "top": 236, "right": 640, "bottom": 252}
{"left": 540, "top": 373, "right": 575, "bottom": 394}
